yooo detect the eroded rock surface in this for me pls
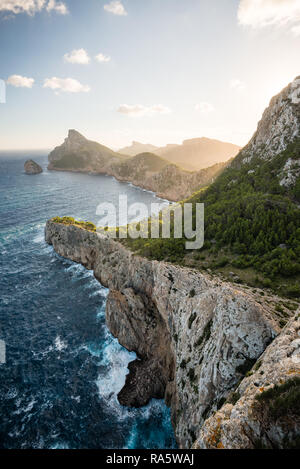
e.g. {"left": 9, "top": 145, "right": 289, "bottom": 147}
{"left": 194, "top": 314, "right": 300, "bottom": 449}
{"left": 239, "top": 76, "right": 300, "bottom": 163}
{"left": 45, "top": 221, "right": 290, "bottom": 448}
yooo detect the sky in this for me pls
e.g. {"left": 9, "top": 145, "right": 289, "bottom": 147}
{"left": 0, "top": 0, "right": 299, "bottom": 150}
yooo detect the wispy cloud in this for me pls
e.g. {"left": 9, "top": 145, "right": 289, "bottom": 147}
{"left": 95, "top": 52, "right": 111, "bottom": 63}
{"left": 238, "top": 0, "right": 300, "bottom": 36}
{"left": 195, "top": 102, "right": 215, "bottom": 113}
{"left": 64, "top": 49, "right": 90, "bottom": 65}
{"left": 43, "top": 77, "right": 90, "bottom": 93}
{"left": 46, "top": 0, "right": 68, "bottom": 15}
{"left": 117, "top": 104, "right": 171, "bottom": 117}
{"left": 230, "top": 78, "right": 246, "bottom": 91}
{"left": 0, "top": 0, "right": 68, "bottom": 16}
{"left": 7, "top": 74, "right": 34, "bottom": 88}
{"left": 104, "top": 1, "right": 127, "bottom": 16}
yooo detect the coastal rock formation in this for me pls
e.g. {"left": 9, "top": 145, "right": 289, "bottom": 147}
{"left": 24, "top": 160, "right": 43, "bottom": 175}
{"left": 47, "top": 131, "right": 230, "bottom": 201}
{"left": 194, "top": 314, "right": 300, "bottom": 449}
{"left": 239, "top": 76, "right": 300, "bottom": 163}
{"left": 44, "top": 220, "right": 295, "bottom": 448}
{"left": 48, "top": 129, "right": 122, "bottom": 173}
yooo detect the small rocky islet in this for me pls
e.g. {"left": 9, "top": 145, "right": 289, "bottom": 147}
{"left": 24, "top": 159, "right": 43, "bottom": 175}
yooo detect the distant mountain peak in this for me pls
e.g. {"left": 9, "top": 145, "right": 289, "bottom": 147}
{"left": 119, "top": 141, "right": 159, "bottom": 157}
{"left": 67, "top": 129, "right": 87, "bottom": 141}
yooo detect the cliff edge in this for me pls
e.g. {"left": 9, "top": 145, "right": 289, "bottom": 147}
{"left": 44, "top": 220, "right": 299, "bottom": 449}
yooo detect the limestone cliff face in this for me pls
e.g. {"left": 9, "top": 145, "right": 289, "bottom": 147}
{"left": 239, "top": 76, "right": 300, "bottom": 164}
{"left": 45, "top": 220, "right": 288, "bottom": 449}
{"left": 194, "top": 314, "right": 300, "bottom": 449}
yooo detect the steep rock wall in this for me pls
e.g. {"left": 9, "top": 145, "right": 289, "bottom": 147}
{"left": 45, "top": 221, "right": 280, "bottom": 448}
{"left": 194, "top": 314, "right": 300, "bottom": 449}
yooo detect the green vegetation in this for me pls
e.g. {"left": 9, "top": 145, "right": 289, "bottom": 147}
{"left": 52, "top": 216, "right": 97, "bottom": 232}
{"left": 228, "top": 391, "right": 241, "bottom": 405}
{"left": 255, "top": 377, "right": 300, "bottom": 420}
{"left": 122, "top": 138, "right": 300, "bottom": 298}
{"left": 236, "top": 358, "right": 257, "bottom": 376}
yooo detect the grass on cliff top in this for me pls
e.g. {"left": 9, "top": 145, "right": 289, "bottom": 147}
{"left": 52, "top": 216, "right": 97, "bottom": 232}
{"left": 255, "top": 377, "right": 300, "bottom": 430}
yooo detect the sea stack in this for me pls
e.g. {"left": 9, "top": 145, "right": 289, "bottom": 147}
{"left": 24, "top": 160, "right": 43, "bottom": 175}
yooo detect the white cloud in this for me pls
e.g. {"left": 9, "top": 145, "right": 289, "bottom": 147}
{"left": 43, "top": 77, "right": 90, "bottom": 93}
{"left": 104, "top": 1, "right": 127, "bottom": 16}
{"left": 230, "top": 78, "right": 246, "bottom": 91}
{"left": 195, "top": 102, "right": 215, "bottom": 113}
{"left": 64, "top": 49, "right": 90, "bottom": 65}
{"left": 238, "top": 0, "right": 300, "bottom": 35}
{"left": 0, "top": 0, "right": 68, "bottom": 16}
{"left": 46, "top": 0, "right": 68, "bottom": 15}
{"left": 7, "top": 74, "right": 34, "bottom": 88}
{"left": 117, "top": 104, "right": 171, "bottom": 117}
{"left": 95, "top": 52, "right": 111, "bottom": 63}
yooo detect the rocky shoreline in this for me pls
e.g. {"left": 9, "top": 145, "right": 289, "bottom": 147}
{"left": 45, "top": 220, "right": 299, "bottom": 448}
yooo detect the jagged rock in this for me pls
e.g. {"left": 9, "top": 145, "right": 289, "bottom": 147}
{"left": 193, "top": 314, "right": 300, "bottom": 449}
{"left": 238, "top": 76, "right": 300, "bottom": 163}
{"left": 24, "top": 160, "right": 43, "bottom": 175}
{"left": 48, "top": 129, "right": 121, "bottom": 173}
{"left": 118, "top": 358, "right": 166, "bottom": 407}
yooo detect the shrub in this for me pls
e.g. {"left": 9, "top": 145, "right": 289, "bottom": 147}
{"left": 255, "top": 377, "right": 300, "bottom": 420}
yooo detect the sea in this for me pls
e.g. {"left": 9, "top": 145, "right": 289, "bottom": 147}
{"left": 0, "top": 152, "right": 177, "bottom": 449}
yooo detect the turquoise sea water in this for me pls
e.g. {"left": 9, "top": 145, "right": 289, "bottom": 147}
{"left": 0, "top": 152, "right": 176, "bottom": 449}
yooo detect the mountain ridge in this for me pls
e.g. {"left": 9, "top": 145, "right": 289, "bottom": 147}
{"left": 119, "top": 137, "right": 240, "bottom": 171}
{"left": 48, "top": 132, "right": 230, "bottom": 201}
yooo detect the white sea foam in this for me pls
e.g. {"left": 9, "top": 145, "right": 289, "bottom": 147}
{"left": 95, "top": 329, "right": 136, "bottom": 420}
{"left": 54, "top": 336, "right": 67, "bottom": 352}
{"left": 33, "top": 231, "right": 44, "bottom": 244}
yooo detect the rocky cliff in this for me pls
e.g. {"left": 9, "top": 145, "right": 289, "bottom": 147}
{"left": 110, "top": 153, "right": 228, "bottom": 201}
{"left": 45, "top": 220, "right": 299, "bottom": 449}
{"left": 194, "top": 314, "right": 300, "bottom": 449}
{"left": 238, "top": 76, "right": 300, "bottom": 164}
{"left": 48, "top": 131, "right": 229, "bottom": 201}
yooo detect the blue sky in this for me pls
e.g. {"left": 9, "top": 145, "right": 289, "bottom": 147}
{"left": 0, "top": 0, "right": 299, "bottom": 150}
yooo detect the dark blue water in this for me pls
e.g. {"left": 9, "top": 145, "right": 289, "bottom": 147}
{"left": 0, "top": 153, "right": 176, "bottom": 449}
